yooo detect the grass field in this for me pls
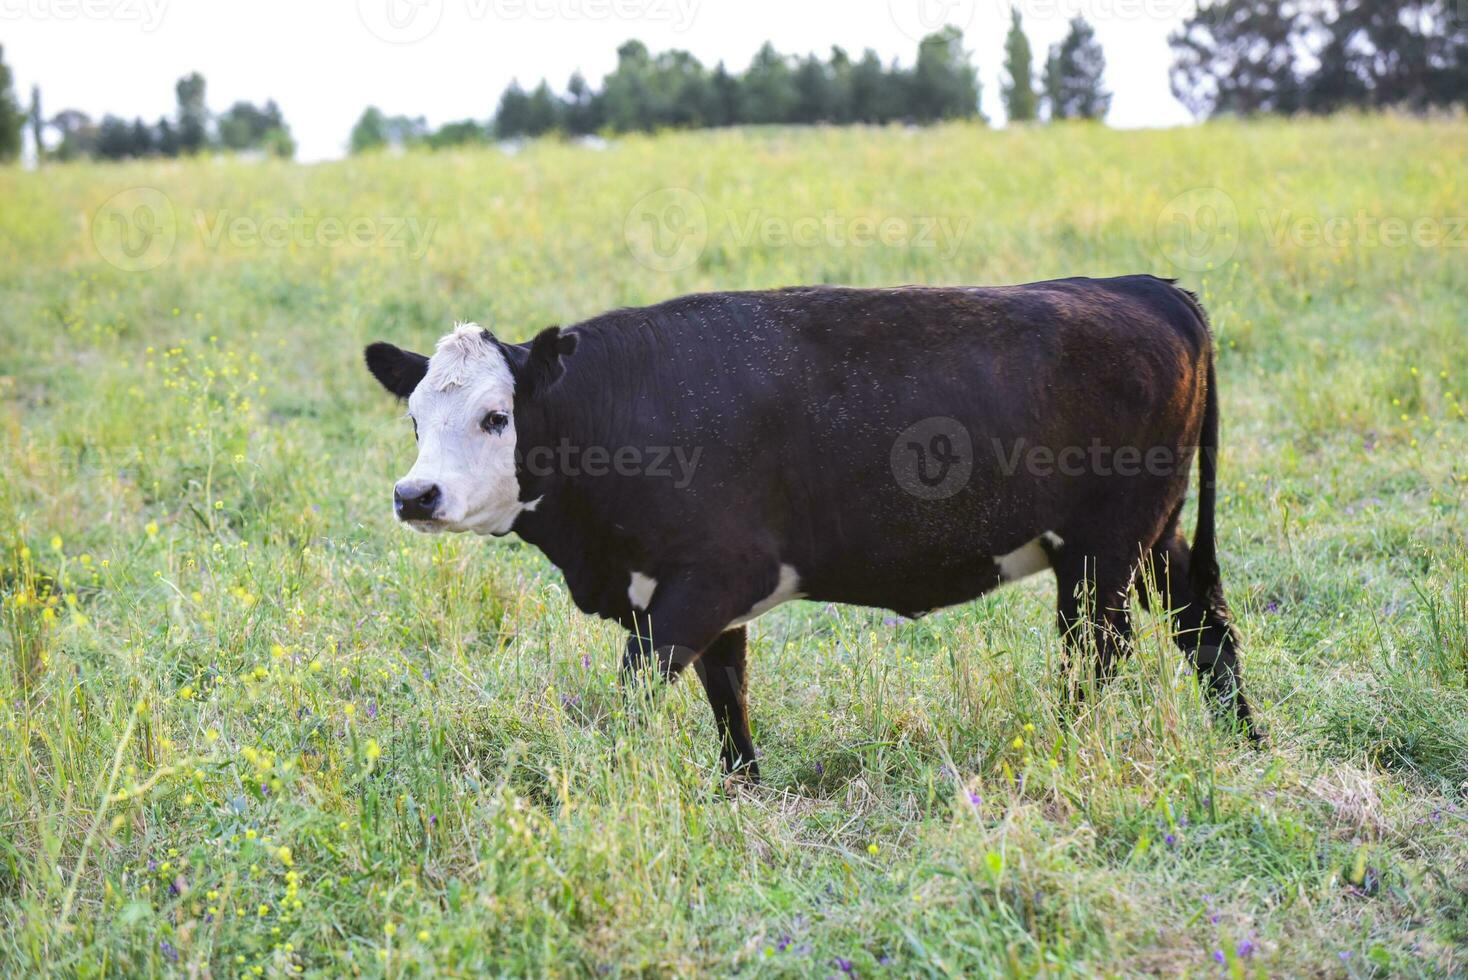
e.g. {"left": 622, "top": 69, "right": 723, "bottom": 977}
{"left": 1, "top": 115, "right": 1466, "bottom": 976}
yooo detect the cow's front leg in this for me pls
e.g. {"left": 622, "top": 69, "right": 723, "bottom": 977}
{"left": 619, "top": 569, "right": 765, "bottom": 776}
{"left": 694, "top": 626, "right": 759, "bottom": 782}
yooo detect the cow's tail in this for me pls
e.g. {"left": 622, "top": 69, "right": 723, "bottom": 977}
{"left": 1165, "top": 281, "right": 1225, "bottom": 605}
{"left": 1189, "top": 325, "right": 1224, "bottom": 608}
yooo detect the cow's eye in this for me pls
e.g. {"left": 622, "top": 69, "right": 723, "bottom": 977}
{"left": 481, "top": 410, "right": 510, "bottom": 434}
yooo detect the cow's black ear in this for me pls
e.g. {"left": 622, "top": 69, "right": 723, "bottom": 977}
{"left": 364, "top": 342, "right": 429, "bottom": 399}
{"left": 521, "top": 326, "right": 577, "bottom": 395}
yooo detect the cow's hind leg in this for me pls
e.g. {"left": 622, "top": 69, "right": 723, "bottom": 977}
{"left": 1141, "top": 532, "right": 1260, "bottom": 740}
{"left": 693, "top": 626, "right": 759, "bottom": 782}
{"left": 1050, "top": 543, "right": 1139, "bottom": 702}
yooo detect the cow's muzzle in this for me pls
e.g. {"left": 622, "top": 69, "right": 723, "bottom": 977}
{"left": 394, "top": 480, "right": 442, "bottom": 522}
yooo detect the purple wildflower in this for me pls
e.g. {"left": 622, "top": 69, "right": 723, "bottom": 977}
{"left": 814, "top": 762, "right": 824, "bottom": 776}
{"left": 968, "top": 792, "right": 982, "bottom": 807}
{"left": 834, "top": 956, "right": 854, "bottom": 974}
{"left": 1236, "top": 940, "right": 1255, "bottom": 959}
{"left": 1213, "top": 950, "right": 1226, "bottom": 965}
{"left": 776, "top": 934, "right": 792, "bottom": 952}
{"left": 159, "top": 940, "right": 178, "bottom": 962}
{"left": 581, "top": 653, "right": 591, "bottom": 669}
{"left": 1165, "top": 833, "right": 1177, "bottom": 846}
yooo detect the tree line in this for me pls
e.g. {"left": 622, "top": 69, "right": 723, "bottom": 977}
{"left": 3, "top": 4, "right": 1465, "bottom": 166}
{"left": 0, "top": 50, "right": 294, "bottom": 164}
{"left": 1171, "top": 0, "right": 1467, "bottom": 117}
{"left": 350, "top": 20, "right": 1110, "bottom": 152}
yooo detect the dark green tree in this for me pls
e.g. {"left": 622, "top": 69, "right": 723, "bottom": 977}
{"left": 600, "top": 41, "right": 656, "bottom": 132}
{"left": 562, "top": 71, "right": 602, "bottom": 134}
{"left": 96, "top": 115, "right": 135, "bottom": 159}
{"left": 826, "top": 46, "right": 855, "bottom": 124}
{"left": 1001, "top": 8, "right": 1038, "bottom": 122}
{"left": 493, "top": 82, "right": 533, "bottom": 138}
{"left": 524, "top": 80, "right": 561, "bottom": 136}
{"left": 792, "top": 54, "right": 836, "bottom": 123}
{"left": 349, "top": 106, "right": 388, "bottom": 152}
{"left": 0, "top": 45, "right": 23, "bottom": 163}
{"left": 1168, "top": 0, "right": 1302, "bottom": 117}
{"left": 175, "top": 72, "right": 209, "bottom": 153}
{"left": 910, "top": 27, "right": 982, "bottom": 123}
{"left": 428, "top": 119, "right": 489, "bottom": 149}
{"left": 739, "top": 43, "right": 798, "bottom": 123}
{"left": 154, "top": 117, "right": 179, "bottom": 156}
{"left": 653, "top": 50, "right": 713, "bottom": 129}
{"left": 1304, "top": 0, "right": 1464, "bottom": 112}
{"left": 218, "top": 100, "right": 288, "bottom": 151}
{"left": 1044, "top": 17, "right": 1112, "bottom": 120}
{"left": 708, "top": 61, "right": 741, "bottom": 126}
{"left": 51, "top": 109, "right": 95, "bottom": 161}
{"left": 130, "top": 118, "right": 156, "bottom": 156}
{"left": 848, "top": 49, "right": 899, "bottom": 123}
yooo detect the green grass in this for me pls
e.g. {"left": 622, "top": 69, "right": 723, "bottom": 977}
{"left": 1, "top": 115, "right": 1465, "bottom": 976}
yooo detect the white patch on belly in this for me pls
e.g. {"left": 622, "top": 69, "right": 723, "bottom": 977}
{"left": 995, "top": 532, "right": 1063, "bottom": 582}
{"left": 727, "top": 563, "right": 803, "bottom": 628}
{"left": 628, "top": 572, "right": 657, "bottom": 610}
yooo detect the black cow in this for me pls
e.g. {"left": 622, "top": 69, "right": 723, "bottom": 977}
{"left": 366, "top": 276, "right": 1259, "bottom": 781}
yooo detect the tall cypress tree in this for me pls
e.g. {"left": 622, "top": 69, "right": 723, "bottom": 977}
{"left": 1001, "top": 9, "right": 1038, "bottom": 123}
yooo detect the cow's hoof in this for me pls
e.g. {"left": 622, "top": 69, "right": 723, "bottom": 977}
{"left": 722, "top": 761, "right": 761, "bottom": 790}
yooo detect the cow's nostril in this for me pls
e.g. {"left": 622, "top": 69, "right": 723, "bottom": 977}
{"left": 394, "top": 481, "right": 442, "bottom": 521}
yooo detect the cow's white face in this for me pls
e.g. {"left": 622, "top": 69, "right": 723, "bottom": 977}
{"left": 393, "top": 324, "right": 526, "bottom": 536}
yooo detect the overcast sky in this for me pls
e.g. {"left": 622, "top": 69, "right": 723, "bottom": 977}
{"left": 2, "top": 0, "right": 1196, "bottom": 161}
